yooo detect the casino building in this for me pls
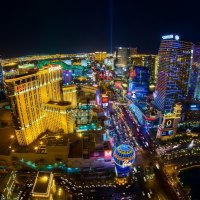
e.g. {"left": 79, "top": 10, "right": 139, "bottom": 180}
{"left": 128, "top": 66, "right": 150, "bottom": 99}
{"left": 62, "top": 85, "right": 77, "bottom": 108}
{"left": 0, "top": 63, "right": 5, "bottom": 101}
{"left": 157, "top": 103, "right": 182, "bottom": 140}
{"left": 154, "top": 34, "right": 193, "bottom": 114}
{"left": 130, "top": 54, "right": 159, "bottom": 89}
{"left": 113, "top": 144, "right": 135, "bottom": 177}
{"left": 4, "top": 66, "right": 75, "bottom": 146}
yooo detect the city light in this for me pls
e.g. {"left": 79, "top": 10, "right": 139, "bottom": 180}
{"left": 0, "top": 26, "right": 199, "bottom": 200}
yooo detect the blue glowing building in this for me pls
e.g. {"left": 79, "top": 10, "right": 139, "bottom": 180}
{"left": 188, "top": 44, "right": 200, "bottom": 99}
{"left": 129, "top": 66, "right": 150, "bottom": 99}
{"left": 113, "top": 144, "right": 135, "bottom": 177}
{"left": 0, "top": 63, "right": 5, "bottom": 100}
{"left": 194, "top": 69, "right": 200, "bottom": 100}
{"left": 154, "top": 34, "right": 193, "bottom": 113}
{"left": 62, "top": 70, "right": 72, "bottom": 85}
{"left": 192, "top": 44, "right": 200, "bottom": 100}
{"left": 130, "top": 54, "right": 159, "bottom": 88}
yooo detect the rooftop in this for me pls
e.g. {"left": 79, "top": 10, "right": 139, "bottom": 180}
{"left": 32, "top": 171, "right": 52, "bottom": 194}
{"left": 68, "top": 132, "right": 103, "bottom": 158}
{"left": 5, "top": 132, "right": 69, "bottom": 155}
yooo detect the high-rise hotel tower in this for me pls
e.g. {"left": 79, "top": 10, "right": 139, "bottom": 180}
{"left": 4, "top": 66, "right": 62, "bottom": 146}
{"left": 154, "top": 34, "right": 193, "bottom": 113}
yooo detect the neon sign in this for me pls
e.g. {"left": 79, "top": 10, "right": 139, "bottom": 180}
{"left": 102, "top": 95, "right": 109, "bottom": 103}
{"left": 104, "top": 150, "right": 112, "bottom": 159}
{"left": 162, "top": 34, "right": 179, "bottom": 40}
{"left": 164, "top": 119, "right": 174, "bottom": 128}
{"left": 122, "top": 160, "right": 132, "bottom": 168}
{"left": 175, "top": 35, "right": 180, "bottom": 40}
{"left": 49, "top": 65, "right": 62, "bottom": 73}
{"left": 162, "top": 35, "right": 173, "bottom": 40}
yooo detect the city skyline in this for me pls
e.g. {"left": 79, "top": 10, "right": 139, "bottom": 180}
{"left": 0, "top": 1, "right": 200, "bottom": 199}
{"left": 1, "top": 0, "right": 200, "bottom": 58}
{"left": 0, "top": 40, "right": 200, "bottom": 199}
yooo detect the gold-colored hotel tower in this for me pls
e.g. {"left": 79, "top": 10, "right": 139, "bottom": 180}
{"left": 5, "top": 66, "right": 75, "bottom": 146}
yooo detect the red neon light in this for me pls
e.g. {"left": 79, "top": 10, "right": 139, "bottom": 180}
{"left": 102, "top": 96, "right": 109, "bottom": 103}
{"left": 104, "top": 150, "right": 112, "bottom": 159}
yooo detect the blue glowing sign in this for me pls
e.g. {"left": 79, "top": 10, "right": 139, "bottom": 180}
{"left": 162, "top": 35, "right": 173, "bottom": 39}
{"left": 161, "top": 130, "right": 173, "bottom": 136}
{"left": 162, "top": 34, "right": 179, "bottom": 40}
{"left": 175, "top": 35, "right": 180, "bottom": 40}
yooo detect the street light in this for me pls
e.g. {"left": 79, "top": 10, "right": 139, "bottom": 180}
{"left": 10, "top": 135, "right": 14, "bottom": 139}
{"left": 34, "top": 146, "right": 38, "bottom": 150}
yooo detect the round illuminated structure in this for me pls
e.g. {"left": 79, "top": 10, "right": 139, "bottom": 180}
{"left": 113, "top": 144, "right": 135, "bottom": 177}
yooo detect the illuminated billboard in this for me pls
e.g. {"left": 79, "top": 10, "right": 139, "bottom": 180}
{"left": 129, "top": 68, "right": 136, "bottom": 78}
{"left": 161, "top": 130, "right": 174, "bottom": 136}
{"left": 102, "top": 95, "right": 109, "bottom": 103}
{"left": 48, "top": 65, "right": 62, "bottom": 73}
{"left": 102, "top": 103, "right": 108, "bottom": 108}
{"left": 164, "top": 119, "right": 174, "bottom": 128}
{"left": 102, "top": 95, "right": 109, "bottom": 108}
{"left": 162, "top": 34, "right": 179, "bottom": 40}
{"left": 104, "top": 150, "right": 112, "bottom": 159}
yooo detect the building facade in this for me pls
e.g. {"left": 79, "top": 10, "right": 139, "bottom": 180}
{"left": 94, "top": 52, "right": 107, "bottom": 62}
{"left": 115, "top": 47, "right": 137, "bottom": 67}
{"left": 128, "top": 66, "right": 150, "bottom": 99}
{"left": 62, "top": 70, "right": 72, "bottom": 85}
{"left": 192, "top": 44, "right": 200, "bottom": 100}
{"left": 0, "top": 62, "right": 5, "bottom": 101}
{"left": 62, "top": 85, "right": 77, "bottom": 108}
{"left": 130, "top": 54, "right": 159, "bottom": 88}
{"left": 157, "top": 103, "right": 182, "bottom": 140}
{"left": 43, "top": 102, "right": 75, "bottom": 134}
{"left": 4, "top": 66, "right": 63, "bottom": 146}
{"left": 154, "top": 34, "right": 192, "bottom": 113}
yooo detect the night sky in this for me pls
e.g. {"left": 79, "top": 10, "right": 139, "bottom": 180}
{"left": 1, "top": 0, "right": 200, "bottom": 58}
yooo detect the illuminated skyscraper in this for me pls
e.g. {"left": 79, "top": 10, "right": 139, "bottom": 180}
{"left": 130, "top": 54, "right": 159, "bottom": 87}
{"left": 94, "top": 52, "right": 107, "bottom": 62}
{"left": 5, "top": 66, "right": 63, "bottom": 146}
{"left": 62, "top": 85, "right": 77, "bottom": 108}
{"left": 0, "top": 62, "right": 5, "bottom": 100}
{"left": 194, "top": 68, "right": 200, "bottom": 100}
{"left": 129, "top": 66, "right": 150, "bottom": 99}
{"left": 43, "top": 102, "right": 75, "bottom": 134}
{"left": 62, "top": 70, "right": 72, "bottom": 85}
{"left": 115, "top": 47, "right": 137, "bottom": 67}
{"left": 191, "top": 44, "right": 200, "bottom": 100}
{"left": 154, "top": 34, "right": 192, "bottom": 113}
